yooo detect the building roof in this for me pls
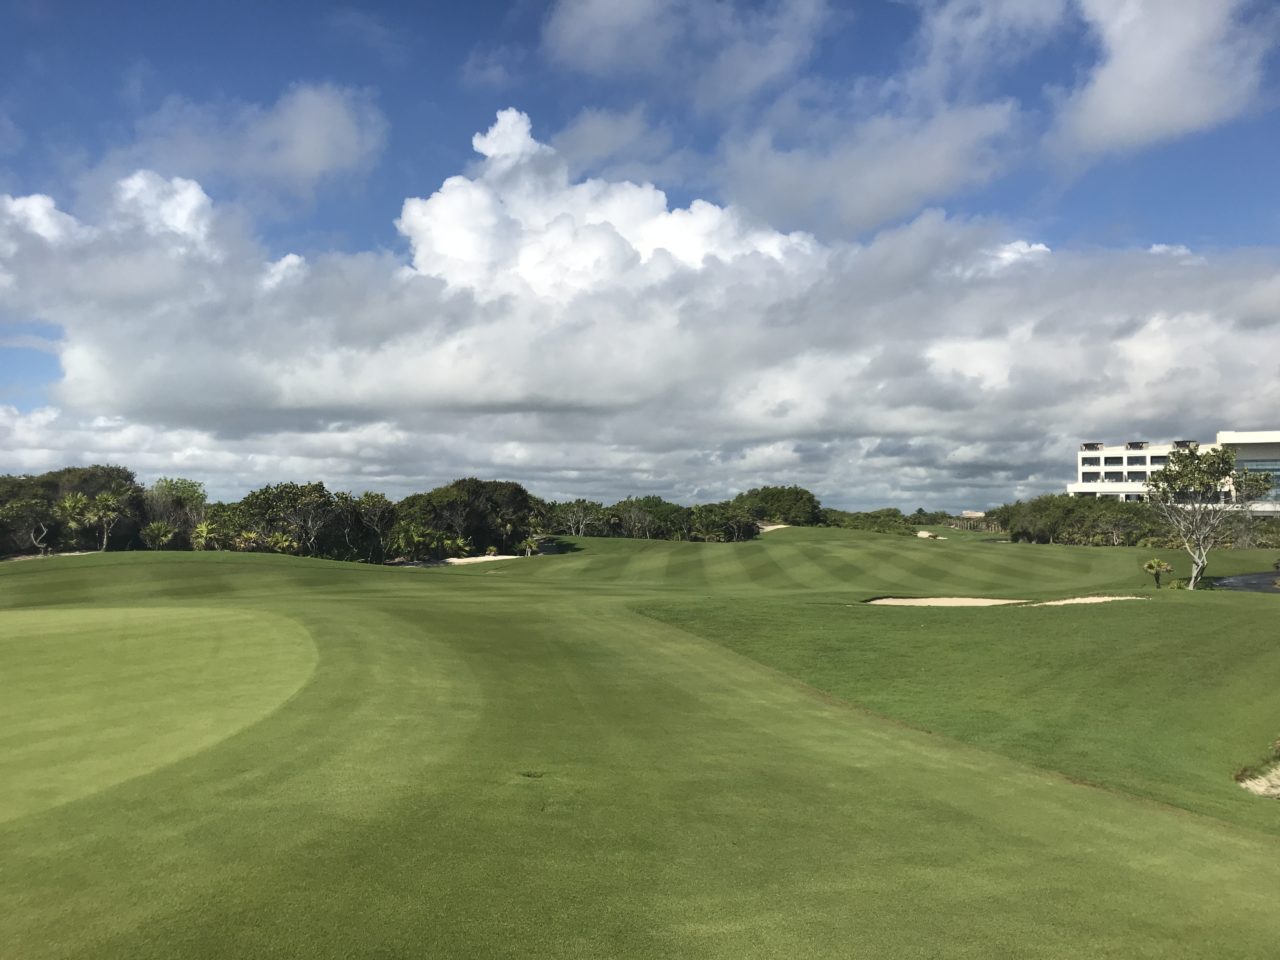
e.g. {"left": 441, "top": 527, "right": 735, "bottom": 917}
{"left": 1217, "top": 431, "right": 1280, "bottom": 445}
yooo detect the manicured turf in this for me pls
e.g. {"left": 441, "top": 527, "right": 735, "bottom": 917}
{"left": 1, "top": 531, "right": 1278, "bottom": 958}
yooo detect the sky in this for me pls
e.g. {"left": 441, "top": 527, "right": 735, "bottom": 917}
{"left": 1, "top": 0, "right": 1278, "bottom": 510}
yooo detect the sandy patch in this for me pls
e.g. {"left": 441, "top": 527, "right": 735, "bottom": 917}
{"left": 867, "top": 597, "right": 1024, "bottom": 607}
{"left": 4, "top": 551, "right": 94, "bottom": 562}
{"left": 1239, "top": 766, "right": 1280, "bottom": 799}
{"left": 1033, "top": 596, "right": 1144, "bottom": 606}
{"left": 758, "top": 524, "right": 791, "bottom": 533}
{"left": 443, "top": 554, "right": 521, "bottom": 565}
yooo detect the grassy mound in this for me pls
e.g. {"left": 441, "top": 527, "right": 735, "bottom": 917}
{"left": 1, "top": 533, "right": 1278, "bottom": 958}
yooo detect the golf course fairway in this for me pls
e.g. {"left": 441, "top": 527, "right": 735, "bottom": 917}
{"left": 2, "top": 528, "right": 1278, "bottom": 958}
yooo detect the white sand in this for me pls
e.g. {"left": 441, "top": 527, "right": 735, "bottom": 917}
{"left": 866, "top": 595, "right": 1145, "bottom": 607}
{"left": 1239, "top": 766, "right": 1280, "bottom": 799}
{"left": 759, "top": 524, "right": 791, "bottom": 533}
{"left": 5, "top": 551, "right": 94, "bottom": 562}
{"left": 867, "top": 597, "right": 1025, "bottom": 607}
{"left": 443, "top": 554, "right": 521, "bottom": 565}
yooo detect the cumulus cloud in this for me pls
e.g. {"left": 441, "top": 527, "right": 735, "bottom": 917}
{"left": 1049, "top": 0, "right": 1277, "bottom": 157}
{"left": 91, "top": 83, "right": 388, "bottom": 198}
{"left": 2, "top": 110, "right": 1279, "bottom": 507}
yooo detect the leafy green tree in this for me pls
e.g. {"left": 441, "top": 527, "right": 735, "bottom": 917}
{"left": 517, "top": 536, "right": 539, "bottom": 557}
{"left": 1146, "top": 445, "right": 1272, "bottom": 590}
{"left": 0, "top": 497, "right": 54, "bottom": 554}
{"left": 140, "top": 520, "right": 178, "bottom": 550}
{"left": 731, "top": 486, "right": 822, "bottom": 526}
{"left": 1142, "top": 558, "right": 1173, "bottom": 589}
{"left": 144, "top": 477, "right": 206, "bottom": 545}
{"left": 240, "top": 482, "right": 335, "bottom": 556}
{"left": 355, "top": 491, "right": 397, "bottom": 562}
{"left": 553, "top": 499, "right": 603, "bottom": 537}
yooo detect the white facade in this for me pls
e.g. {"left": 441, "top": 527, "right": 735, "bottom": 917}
{"left": 1066, "top": 430, "right": 1280, "bottom": 513}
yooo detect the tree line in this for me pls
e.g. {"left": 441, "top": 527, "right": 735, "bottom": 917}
{"left": 991, "top": 446, "right": 1276, "bottom": 589}
{"left": 6, "top": 468, "right": 951, "bottom": 561}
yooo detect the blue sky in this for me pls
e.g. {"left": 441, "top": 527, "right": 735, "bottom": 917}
{"left": 1, "top": 1, "right": 1278, "bottom": 507}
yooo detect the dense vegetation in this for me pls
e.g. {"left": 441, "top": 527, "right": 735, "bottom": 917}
{"left": 0, "top": 466, "right": 978, "bottom": 561}
{"left": 989, "top": 492, "right": 1280, "bottom": 548}
{"left": 3, "top": 529, "right": 1279, "bottom": 958}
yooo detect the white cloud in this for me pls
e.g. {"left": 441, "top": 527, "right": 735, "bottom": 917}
{"left": 906, "top": 0, "right": 1071, "bottom": 103}
{"left": 0, "top": 110, "right": 23, "bottom": 156}
{"left": 720, "top": 102, "right": 1018, "bottom": 234}
{"left": 461, "top": 45, "right": 524, "bottom": 89}
{"left": 2, "top": 110, "right": 1279, "bottom": 508}
{"left": 550, "top": 106, "right": 693, "bottom": 185}
{"left": 324, "top": 9, "right": 409, "bottom": 66}
{"left": 542, "top": 0, "right": 829, "bottom": 110}
{"left": 1049, "top": 0, "right": 1276, "bottom": 157}
{"left": 93, "top": 83, "right": 388, "bottom": 197}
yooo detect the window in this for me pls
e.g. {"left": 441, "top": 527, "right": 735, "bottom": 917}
{"left": 1127, "top": 471, "right": 1146, "bottom": 482}
{"left": 1238, "top": 459, "right": 1280, "bottom": 501}
{"left": 1150, "top": 455, "right": 1168, "bottom": 466}
{"left": 1082, "top": 472, "right": 1100, "bottom": 482}
{"left": 1105, "top": 472, "right": 1124, "bottom": 482}
{"left": 1104, "top": 456, "right": 1123, "bottom": 466}
{"left": 1125, "top": 494, "right": 1145, "bottom": 502}
{"left": 1127, "top": 455, "right": 1146, "bottom": 466}
{"left": 1081, "top": 456, "right": 1100, "bottom": 467}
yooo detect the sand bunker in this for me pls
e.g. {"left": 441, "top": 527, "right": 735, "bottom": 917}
{"left": 759, "top": 524, "right": 791, "bottom": 533}
{"left": 867, "top": 597, "right": 1024, "bottom": 607}
{"left": 866, "top": 595, "right": 1145, "bottom": 607}
{"left": 443, "top": 555, "right": 520, "bottom": 565}
{"left": 1239, "top": 766, "right": 1280, "bottom": 799}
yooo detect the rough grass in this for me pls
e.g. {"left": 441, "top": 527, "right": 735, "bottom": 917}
{"left": 1, "top": 531, "right": 1278, "bottom": 958}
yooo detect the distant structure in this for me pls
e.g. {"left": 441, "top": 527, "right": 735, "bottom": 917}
{"left": 1066, "top": 430, "right": 1280, "bottom": 512}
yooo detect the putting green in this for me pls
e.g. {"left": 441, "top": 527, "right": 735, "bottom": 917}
{"left": 0, "top": 606, "right": 317, "bottom": 822}
{"left": 1, "top": 537, "right": 1278, "bottom": 958}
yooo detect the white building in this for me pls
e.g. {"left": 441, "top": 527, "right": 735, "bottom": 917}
{"left": 1067, "top": 430, "right": 1280, "bottom": 513}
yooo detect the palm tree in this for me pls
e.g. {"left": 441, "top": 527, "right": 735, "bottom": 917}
{"left": 1143, "top": 558, "right": 1173, "bottom": 589}
{"left": 266, "top": 531, "right": 297, "bottom": 554}
{"left": 54, "top": 492, "right": 89, "bottom": 548}
{"left": 140, "top": 520, "right": 177, "bottom": 550}
{"left": 233, "top": 529, "right": 261, "bottom": 552}
{"left": 191, "top": 520, "right": 218, "bottom": 551}
{"left": 517, "top": 537, "right": 540, "bottom": 557}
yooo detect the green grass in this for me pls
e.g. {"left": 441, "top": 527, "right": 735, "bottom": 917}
{"left": 1, "top": 532, "right": 1278, "bottom": 958}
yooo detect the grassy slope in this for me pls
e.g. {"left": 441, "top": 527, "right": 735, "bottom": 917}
{"left": 0, "top": 534, "right": 1278, "bottom": 958}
